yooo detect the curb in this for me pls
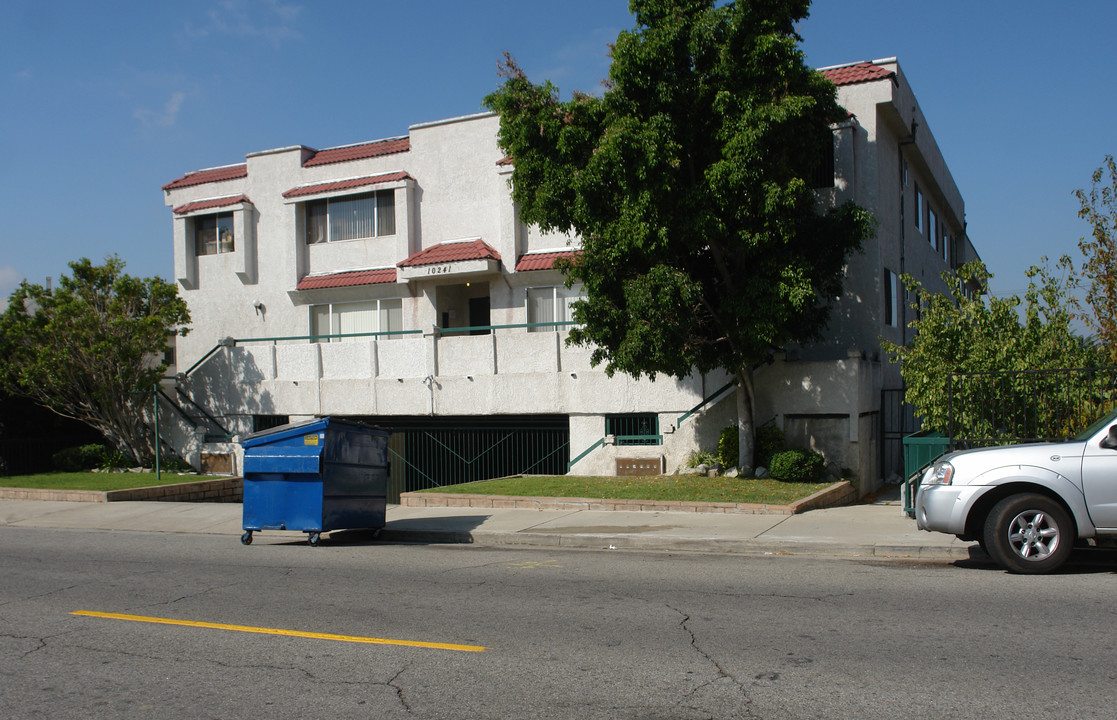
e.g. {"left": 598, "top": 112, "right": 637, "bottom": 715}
{"left": 0, "top": 477, "right": 242, "bottom": 503}
{"left": 400, "top": 480, "right": 856, "bottom": 515}
{"left": 375, "top": 527, "right": 972, "bottom": 561}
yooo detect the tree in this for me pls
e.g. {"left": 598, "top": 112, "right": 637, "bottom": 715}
{"left": 881, "top": 258, "right": 1106, "bottom": 442}
{"left": 1074, "top": 155, "right": 1117, "bottom": 364}
{"left": 483, "top": 0, "right": 873, "bottom": 468}
{"left": 0, "top": 256, "right": 190, "bottom": 465}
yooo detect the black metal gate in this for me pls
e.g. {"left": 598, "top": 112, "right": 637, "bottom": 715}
{"left": 880, "top": 387, "right": 920, "bottom": 481}
{"left": 344, "top": 415, "right": 570, "bottom": 503}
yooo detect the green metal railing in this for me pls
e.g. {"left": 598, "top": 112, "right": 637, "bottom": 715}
{"left": 438, "top": 320, "right": 577, "bottom": 336}
{"left": 182, "top": 321, "right": 580, "bottom": 380}
{"left": 232, "top": 329, "right": 424, "bottom": 345}
{"left": 676, "top": 381, "right": 735, "bottom": 427}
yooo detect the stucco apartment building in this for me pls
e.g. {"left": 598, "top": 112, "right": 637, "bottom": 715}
{"left": 160, "top": 58, "right": 977, "bottom": 498}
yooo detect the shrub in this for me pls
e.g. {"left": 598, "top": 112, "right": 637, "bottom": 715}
{"left": 717, "top": 426, "right": 738, "bottom": 468}
{"left": 717, "top": 423, "right": 786, "bottom": 469}
{"left": 100, "top": 449, "right": 130, "bottom": 471}
{"left": 768, "top": 447, "right": 826, "bottom": 481}
{"left": 755, "top": 424, "right": 786, "bottom": 468}
{"left": 53, "top": 444, "right": 109, "bottom": 472}
{"left": 686, "top": 449, "right": 718, "bottom": 468}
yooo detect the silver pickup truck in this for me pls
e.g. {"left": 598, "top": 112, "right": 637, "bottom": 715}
{"left": 916, "top": 406, "right": 1117, "bottom": 573}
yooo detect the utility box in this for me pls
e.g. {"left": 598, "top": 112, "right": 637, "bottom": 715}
{"left": 902, "top": 430, "right": 951, "bottom": 518}
{"left": 616, "top": 457, "right": 664, "bottom": 476}
{"left": 240, "top": 417, "right": 389, "bottom": 546}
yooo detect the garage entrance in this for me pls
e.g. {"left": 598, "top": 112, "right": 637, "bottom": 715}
{"left": 346, "top": 415, "right": 570, "bottom": 502}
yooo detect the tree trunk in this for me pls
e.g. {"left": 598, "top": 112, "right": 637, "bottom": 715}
{"left": 736, "top": 367, "right": 755, "bottom": 470}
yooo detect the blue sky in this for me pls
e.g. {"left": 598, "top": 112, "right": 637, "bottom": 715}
{"left": 2, "top": 0, "right": 1114, "bottom": 307}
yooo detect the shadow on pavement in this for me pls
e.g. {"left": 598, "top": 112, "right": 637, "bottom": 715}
{"left": 952, "top": 545, "right": 1117, "bottom": 575}
{"left": 374, "top": 514, "right": 493, "bottom": 545}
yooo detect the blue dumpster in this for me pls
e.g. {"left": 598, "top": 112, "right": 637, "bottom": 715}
{"left": 240, "top": 417, "right": 389, "bottom": 546}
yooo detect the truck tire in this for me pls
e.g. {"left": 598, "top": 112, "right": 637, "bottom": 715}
{"left": 983, "top": 493, "right": 1073, "bottom": 574}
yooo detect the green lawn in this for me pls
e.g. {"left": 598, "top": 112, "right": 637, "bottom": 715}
{"left": 0, "top": 472, "right": 231, "bottom": 492}
{"left": 419, "top": 475, "right": 836, "bottom": 505}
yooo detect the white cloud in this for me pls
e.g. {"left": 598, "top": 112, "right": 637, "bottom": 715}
{"left": 134, "top": 91, "right": 186, "bottom": 128}
{"left": 187, "top": 0, "right": 303, "bottom": 45}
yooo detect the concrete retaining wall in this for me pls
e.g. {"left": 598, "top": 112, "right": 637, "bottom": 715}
{"left": 400, "top": 480, "right": 856, "bottom": 515}
{"left": 0, "top": 477, "right": 243, "bottom": 503}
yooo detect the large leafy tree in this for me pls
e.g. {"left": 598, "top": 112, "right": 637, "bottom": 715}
{"left": 483, "top": 0, "right": 873, "bottom": 467}
{"left": 0, "top": 256, "right": 190, "bottom": 465}
{"left": 1074, "top": 155, "right": 1117, "bottom": 364}
{"left": 882, "top": 258, "right": 1107, "bottom": 442}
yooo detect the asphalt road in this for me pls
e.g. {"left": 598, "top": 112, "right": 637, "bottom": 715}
{"left": 2, "top": 526, "right": 1115, "bottom": 719}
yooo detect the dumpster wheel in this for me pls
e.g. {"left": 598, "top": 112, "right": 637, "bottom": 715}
{"left": 307, "top": 531, "right": 321, "bottom": 547}
{"left": 240, "top": 531, "right": 253, "bottom": 545}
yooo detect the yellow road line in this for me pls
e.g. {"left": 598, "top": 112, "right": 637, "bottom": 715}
{"left": 70, "top": 611, "right": 487, "bottom": 653}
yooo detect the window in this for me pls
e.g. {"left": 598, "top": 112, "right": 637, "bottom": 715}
{"left": 527, "top": 285, "right": 582, "bottom": 332}
{"left": 253, "top": 415, "right": 289, "bottom": 432}
{"left": 606, "top": 413, "right": 661, "bottom": 446}
{"left": 913, "top": 184, "right": 923, "bottom": 233}
{"left": 943, "top": 232, "right": 953, "bottom": 266}
{"left": 306, "top": 190, "right": 395, "bottom": 244}
{"left": 195, "top": 212, "right": 234, "bottom": 256}
{"left": 884, "top": 268, "right": 900, "bottom": 328}
{"left": 309, "top": 298, "right": 403, "bottom": 342}
{"left": 809, "top": 130, "right": 835, "bottom": 189}
{"left": 929, "top": 208, "right": 939, "bottom": 249}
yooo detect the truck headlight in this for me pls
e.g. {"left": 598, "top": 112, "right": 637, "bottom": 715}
{"left": 922, "top": 460, "right": 954, "bottom": 486}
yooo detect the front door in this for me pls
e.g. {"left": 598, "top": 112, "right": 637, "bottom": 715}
{"left": 1081, "top": 425, "right": 1117, "bottom": 529}
{"left": 468, "top": 296, "right": 490, "bottom": 336}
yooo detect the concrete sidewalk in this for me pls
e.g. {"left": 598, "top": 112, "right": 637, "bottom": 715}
{"left": 0, "top": 487, "right": 976, "bottom": 562}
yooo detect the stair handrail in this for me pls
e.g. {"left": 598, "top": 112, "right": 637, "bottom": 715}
{"left": 174, "top": 386, "right": 231, "bottom": 436}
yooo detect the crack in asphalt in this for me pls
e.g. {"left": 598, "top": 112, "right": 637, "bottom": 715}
{"left": 669, "top": 604, "right": 758, "bottom": 720}
{"left": 1, "top": 633, "right": 49, "bottom": 661}
{"left": 385, "top": 667, "right": 413, "bottom": 713}
{"left": 128, "top": 579, "right": 248, "bottom": 611}
{"left": 62, "top": 637, "right": 415, "bottom": 712}
{"left": 0, "top": 583, "right": 82, "bottom": 607}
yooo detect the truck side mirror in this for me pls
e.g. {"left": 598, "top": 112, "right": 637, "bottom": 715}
{"left": 1101, "top": 426, "right": 1117, "bottom": 450}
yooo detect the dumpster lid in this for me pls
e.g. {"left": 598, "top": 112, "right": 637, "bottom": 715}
{"left": 241, "top": 417, "right": 387, "bottom": 449}
{"left": 242, "top": 417, "right": 329, "bottom": 449}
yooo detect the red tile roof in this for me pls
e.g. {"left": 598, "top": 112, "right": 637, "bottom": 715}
{"left": 398, "top": 239, "right": 502, "bottom": 268}
{"left": 296, "top": 267, "right": 397, "bottom": 290}
{"left": 515, "top": 250, "right": 579, "bottom": 271}
{"left": 172, "top": 194, "right": 250, "bottom": 215}
{"left": 304, "top": 137, "right": 410, "bottom": 167}
{"left": 819, "top": 62, "right": 895, "bottom": 86}
{"left": 162, "top": 164, "right": 248, "bottom": 191}
{"left": 282, "top": 171, "right": 412, "bottom": 199}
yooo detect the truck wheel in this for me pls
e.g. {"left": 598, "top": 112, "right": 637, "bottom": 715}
{"left": 983, "top": 494, "right": 1073, "bottom": 574}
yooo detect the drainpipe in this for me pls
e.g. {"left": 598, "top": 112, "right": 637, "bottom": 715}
{"left": 423, "top": 374, "right": 435, "bottom": 416}
{"left": 898, "top": 114, "right": 919, "bottom": 348}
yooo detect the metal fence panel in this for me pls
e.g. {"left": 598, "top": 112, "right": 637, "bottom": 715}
{"left": 947, "top": 367, "right": 1117, "bottom": 446}
{"left": 341, "top": 416, "right": 569, "bottom": 503}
